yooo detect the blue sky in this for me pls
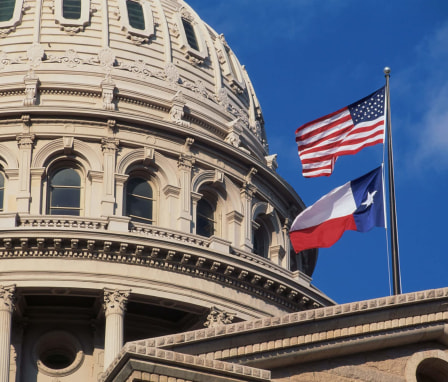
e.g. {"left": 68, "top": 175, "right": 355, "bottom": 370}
{"left": 186, "top": 0, "right": 448, "bottom": 304}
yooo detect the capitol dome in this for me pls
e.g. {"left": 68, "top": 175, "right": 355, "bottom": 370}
{"left": 0, "top": 0, "right": 332, "bottom": 380}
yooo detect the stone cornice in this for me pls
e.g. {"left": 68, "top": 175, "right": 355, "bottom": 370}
{"left": 100, "top": 344, "right": 270, "bottom": 382}
{"left": 0, "top": 223, "right": 331, "bottom": 311}
{"left": 138, "top": 287, "right": 448, "bottom": 369}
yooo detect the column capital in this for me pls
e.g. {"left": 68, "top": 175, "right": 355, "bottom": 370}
{"left": 101, "top": 137, "right": 120, "bottom": 153}
{"left": 0, "top": 285, "right": 16, "bottom": 313}
{"left": 103, "top": 288, "right": 130, "bottom": 316}
{"left": 16, "top": 134, "right": 35, "bottom": 149}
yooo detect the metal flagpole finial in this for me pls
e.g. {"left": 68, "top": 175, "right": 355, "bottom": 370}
{"left": 384, "top": 67, "right": 391, "bottom": 76}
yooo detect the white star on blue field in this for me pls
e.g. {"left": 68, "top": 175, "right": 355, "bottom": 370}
{"left": 187, "top": 0, "right": 448, "bottom": 304}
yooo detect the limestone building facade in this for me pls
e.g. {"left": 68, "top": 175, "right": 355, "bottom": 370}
{"left": 0, "top": 1, "right": 447, "bottom": 381}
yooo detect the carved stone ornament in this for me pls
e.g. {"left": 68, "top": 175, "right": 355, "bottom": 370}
{"left": 0, "top": 285, "right": 16, "bottom": 313}
{"left": 23, "top": 74, "right": 39, "bottom": 106}
{"left": 98, "top": 48, "right": 116, "bottom": 74}
{"left": 101, "top": 79, "right": 116, "bottom": 111}
{"left": 165, "top": 63, "right": 180, "bottom": 86}
{"left": 265, "top": 154, "right": 278, "bottom": 171}
{"left": 225, "top": 131, "right": 240, "bottom": 148}
{"left": 204, "top": 306, "right": 236, "bottom": 328}
{"left": 103, "top": 288, "right": 130, "bottom": 315}
{"left": 169, "top": 91, "right": 190, "bottom": 127}
{"left": 26, "top": 44, "right": 45, "bottom": 69}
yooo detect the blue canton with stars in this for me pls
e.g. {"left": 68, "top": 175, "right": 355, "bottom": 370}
{"left": 348, "top": 86, "right": 385, "bottom": 124}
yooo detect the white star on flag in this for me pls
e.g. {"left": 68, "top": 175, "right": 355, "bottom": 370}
{"left": 361, "top": 190, "right": 378, "bottom": 208}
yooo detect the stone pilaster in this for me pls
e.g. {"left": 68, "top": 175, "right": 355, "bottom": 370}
{"left": 240, "top": 168, "right": 257, "bottom": 251}
{"left": 16, "top": 128, "right": 35, "bottom": 214}
{"left": 103, "top": 288, "right": 130, "bottom": 370}
{"left": 101, "top": 138, "right": 119, "bottom": 216}
{"left": 177, "top": 138, "right": 195, "bottom": 232}
{"left": 0, "top": 285, "right": 16, "bottom": 382}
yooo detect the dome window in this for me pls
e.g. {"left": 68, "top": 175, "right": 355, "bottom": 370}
{"left": 0, "top": 0, "right": 24, "bottom": 31}
{"left": 182, "top": 18, "right": 199, "bottom": 51}
{"left": 118, "top": 0, "right": 154, "bottom": 44}
{"left": 62, "top": 0, "right": 82, "bottom": 20}
{"left": 0, "top": 0, "right": 15, "bottom": 22}
{"left": 48, "top": 168, "right": 82, "bottom": 216}
{"left": 54, "top": 0, "right": 90, "bottom": 32}
{"left": 177, "top": 8, "right": 208, "bottom": 65}
{"left": 126, "top": 0, "right": 145, "bottom": 30}
{"left": 125, "top": 177, "right": 154, "bottom": 224}
{"left": 196, "top": 198, "right": 215, "bottom": 238}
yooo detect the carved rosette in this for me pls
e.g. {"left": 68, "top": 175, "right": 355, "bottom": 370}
{"left": 103, "top": 288, "right": 130, "bottom": 316}
{"left": 0, "top": 285, "right": 16, "bottom": 313}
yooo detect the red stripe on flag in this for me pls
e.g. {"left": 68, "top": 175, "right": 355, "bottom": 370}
{"left": 290, "top": 214, "right": 357, "bottom": 253}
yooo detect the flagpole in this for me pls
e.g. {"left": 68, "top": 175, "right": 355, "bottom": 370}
{"left": 384, "top": 67, "right": 401, "bottom": 295}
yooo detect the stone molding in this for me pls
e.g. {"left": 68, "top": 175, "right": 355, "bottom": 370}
{"left": 0, "top": 229, "right": 325, "bottom": 311}
{"left": 100, "top": 344, "right": 271, "bottom": 382}
{"left": 138, "top": 287, "right": 448, "bottom": 368}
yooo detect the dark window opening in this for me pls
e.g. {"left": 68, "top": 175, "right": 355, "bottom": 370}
{"left": 0, "top": 0, "right": 15, "bottom": 22}
{"left": 49, "top": 168, "right": 81, "bottom": 216}
{"left": 126, "top": 0, "right": 145, "bottom": 30}
{"left": 62, "top": 0, "right": 82, "bottom": 20}
{"left": 182, "top": 18, "right": 199, "bottom": 51}
{"left": 126, "top": 177, "right": 154, "bottom": 224}
{"left": 196, "top": 198, "right": 215, "bottom": 237}
{"left": 253, "top": 224, "right": 268, "bottom": 258}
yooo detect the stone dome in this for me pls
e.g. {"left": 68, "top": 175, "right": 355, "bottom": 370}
{"left": 1, "top": 0, "right": 267, "bottom": 158}
{"left": 0, "top": 0, "right": 331, "bottom": 380}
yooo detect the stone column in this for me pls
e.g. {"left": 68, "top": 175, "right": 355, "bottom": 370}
{"left": 103, "top": 288, "right": 130, "bottom": 371}
{"left": 0, "top": 285, "right": 16, "bottom": 382}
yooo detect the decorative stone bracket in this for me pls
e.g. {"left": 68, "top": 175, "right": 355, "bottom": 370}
{"left": 169, "top": 91, "right": 190, "bottom": 127}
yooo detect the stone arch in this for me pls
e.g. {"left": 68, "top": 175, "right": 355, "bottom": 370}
{"left": 405, "top": 349, "right": 448, "bottom": 382}
{"left": 32, "top": 138, "right": 102, "bottom": 172}
{"left": 117, "top": 148, "right": 177, "bottom": 190}
{"left": 252, "top": 201, "right": 282, "bottom": 247}
{"left": 0, "top": 144, "right": 18, "bottom": 169}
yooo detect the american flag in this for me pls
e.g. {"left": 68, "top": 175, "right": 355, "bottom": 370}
{"left": 295, "top": 87, "right": 386, "bottom": 178}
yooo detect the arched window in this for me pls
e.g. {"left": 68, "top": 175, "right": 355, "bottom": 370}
{"left": 48, "top": 168, "right": 81, "bottom": 216}
{"left": 196, "top": 198, "right": 215, "bottom": 237}
{"left": 253, "top": 221, "right": 269, "bottom": 258}
{"left": 126, "top": 0, "right": 145, "bottom": 30}
{"left": 125, "top": 177, "right": 154, "bottom": 224}
{"left": 62, "top": 0, "right": 82, "bottom": 20}
{"left": 0, "top": 0, "right": 15, "bottom": 22}
{"left": 416, "top": 357, "right": 448, "bottom": 381}
{"left": 0, "top": 173, "right": 4, "bottom": 212}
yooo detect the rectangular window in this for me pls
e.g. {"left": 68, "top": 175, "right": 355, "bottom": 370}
{"left": 182, "top": 18, "right": 200, "bottom": 51}
{"left": 0, "top": 0, "right": 15, "bottom": 22}
{"left": 62, "top": 0, "right": 82, "bottom": 20}
{"left": 126, "top": 0, "right": 145, "bottom": 30}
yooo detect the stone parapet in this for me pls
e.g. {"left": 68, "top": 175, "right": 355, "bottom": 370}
{"left": 100, "top": 344, "right": 271, "bottom": 382}
{"left": 131, "top": 287, "right": 448, "bottom": 368}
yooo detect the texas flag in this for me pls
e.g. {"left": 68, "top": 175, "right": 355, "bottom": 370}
{"left": 290, "top": 166, "right": 385, "bottom": 253}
